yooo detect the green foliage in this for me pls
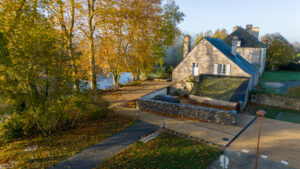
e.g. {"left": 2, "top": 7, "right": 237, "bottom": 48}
{"left": 98, "top": 133, "right": 221, "bottom": 169}
{"left": 0, "top": 1, "right": 108, "bottom": 142}
{"left": 261, "top": 33, "right": 295, "bottom": 70}
{"left": 155, "top": 67, "right": 169, "bottom": 79}
{"left": 194, "top": 29, "right": 228, "bottom": 46}
{"left": 185, "top": 75, "right": 195, "bottom": 83}
{"left": 286, "top": 86, "right": 300, "bottom": 98}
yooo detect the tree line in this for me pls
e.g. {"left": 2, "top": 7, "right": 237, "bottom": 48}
{"left": 0, "top": 0, "right": 184, "bottom": 141}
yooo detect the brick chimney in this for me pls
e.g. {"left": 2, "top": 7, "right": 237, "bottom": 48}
{"left": 183, "top": 35, "right": 191, "bottom": 58}
{"left": 246, "top": 24, "right": 260, "bottom": 39}
{"left": 231, "top": 36, "right": 238, "bottom": 57}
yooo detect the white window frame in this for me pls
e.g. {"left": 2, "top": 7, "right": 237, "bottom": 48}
{"left": 214, "top": 64, "right": 231, "bottom": 76}
{"left": 192, "top": 62, "right": 198, "bottom": 76}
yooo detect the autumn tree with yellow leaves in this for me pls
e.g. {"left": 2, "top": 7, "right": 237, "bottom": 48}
{"left": 0, "top": 0, "right": 184, "bottom": 140}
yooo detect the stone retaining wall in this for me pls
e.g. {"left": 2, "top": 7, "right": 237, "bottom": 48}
{"left": 138, "top": 90, "right": 237, "bottom": 125}
{"left": 251, "top": 94, "right": 300, "bottom": 111}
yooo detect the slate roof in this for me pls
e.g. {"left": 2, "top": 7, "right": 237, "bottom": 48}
{"left": 223, "top": 27, "right": 266, "bottom": 48}
{"left": 204, "top": 37, "right": 257, "bottom": 75}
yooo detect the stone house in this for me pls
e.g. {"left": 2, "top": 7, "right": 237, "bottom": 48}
{"left": 172, "top": 25, "right": 266, "bottom": 90}
{"left": 224, "top": 25, "right": 267, "bottom": 75}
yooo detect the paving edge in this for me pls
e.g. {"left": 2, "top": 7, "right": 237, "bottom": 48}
{"left": 225, "top": 115, "right": 257, "bottom": 147}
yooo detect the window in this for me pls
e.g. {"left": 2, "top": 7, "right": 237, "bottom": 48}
{"left": 192, "top": 62, "right": 198, "bottom": 76}
{"left": 217, "top": 64, "right": 226, "bottom": 75}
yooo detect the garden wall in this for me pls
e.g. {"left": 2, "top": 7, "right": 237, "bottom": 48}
{"left": 138, "top": 88, "right": 237, "bottom": 125}
{"left": 251, "top": 94, "right": 300, "bottom": 111}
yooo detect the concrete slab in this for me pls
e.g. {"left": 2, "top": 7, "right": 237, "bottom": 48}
{"left": 208, "top": 150, "right": 295, "bottom": 169}
{"left": 113, "top": 106, "right": 255, "bottom": 147}
{"left": 228, "top": 118, "right": 300, "bottom": 168}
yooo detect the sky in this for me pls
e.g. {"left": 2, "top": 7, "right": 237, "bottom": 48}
{"left": 174, "top": 0, "right": 300, "bottom": 43}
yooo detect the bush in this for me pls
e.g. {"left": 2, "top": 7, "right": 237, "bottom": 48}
{"left": 0, "top": 93, "right": 110, "bottom": 142}
{"left": 279, "top": 57, "right": 300, "bottom": 72}
{"left": 154, "top": 67, "right": 169, "bottom": 79}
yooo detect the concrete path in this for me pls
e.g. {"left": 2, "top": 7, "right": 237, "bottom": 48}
{"left": 113, "top": 106, "right": 255, "bottom": 147}
{"left": 208, "top": 150, "right": 295, "bottom": 169}
{"left": 52, "top": 121, "right": 159, "bottom": 169}
{"left": 213, "top": 118, "right": 300, "bottom": 169}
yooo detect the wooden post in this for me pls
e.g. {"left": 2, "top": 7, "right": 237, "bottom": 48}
{"left": 254, "top": 110, "right": 266, "bottom": 169}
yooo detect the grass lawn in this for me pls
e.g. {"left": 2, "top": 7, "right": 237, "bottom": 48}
{"left": 190, "top": 76, "right": 248, "bottom": 101}
{"left": 0, "top": 112, "right": 136, "bottom": 169}
{"left": 248, "top": 104, "right": 300, "bottom": 120}
{"left": 259, "top": 71, "right": 300, "bottom": 82}
{"left": 286, "top": 86, "right": 300, "bottom": 98}
{"left": 97, "top": 132, "right": 221, "bottom": 169}
{"left": 256, "top": 71, "right": 300, "bottom": 97}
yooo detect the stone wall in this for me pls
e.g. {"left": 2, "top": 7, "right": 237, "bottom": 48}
{"left": 172, "top": 39, "right": 251, "bottom": 83}
{"left": 236, "top": 47, "right": 266, "bottom": 75}
{"left": 251, "top": 94, "right": 300, "bottom": 111}
{"left": 138, "top": 98, "right": 237, "bottom": 125}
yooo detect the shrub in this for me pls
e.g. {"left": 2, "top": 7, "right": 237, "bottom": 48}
{"left": 0, "top": 93, "right": 109, "bottom": 142}
{"left": 155, "top": 67, "right": 169, "bottom": 79}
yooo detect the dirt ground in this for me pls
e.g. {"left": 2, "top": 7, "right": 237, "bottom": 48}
{"left": 102, "top": 80, "right": 171, "bottom": 107}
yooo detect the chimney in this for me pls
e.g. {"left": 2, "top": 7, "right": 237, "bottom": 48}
{"left": 252, "top": 27, "right": 260, "bottom": 39}
{"left": 231, "top": 36, "right": 238, "bottom": 57}
{"left": 246, "top": 24, "right": 253, "bottom": 30}
{"left": 183, "top": 35, "right": 191, "bottom": 58}
{"left": 233, "top": 26, "right": 239, "bottom": 32}
{"left": 246, "top": 24, "right": 260, "bottom": 39}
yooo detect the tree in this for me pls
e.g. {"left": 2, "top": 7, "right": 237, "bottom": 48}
{"left": 194, "top": 30, "right": 212, "bottom": 46}
{"left": 47, "top": 0, "right": 80, "bottom": 92}
{"left": 212, "top": 29, "right": 227, "bottom": 39}
{"left": 193, "top": 29, "right": 227, "bottom": 47}
{"left": 96, "top": 0, "right": 184, "bottom": 83}
{"left": 0, "top": 0, "right": 95, "bottom": 140}
{"left": 78, "top": 0, "right": 99, "bottom": 90}
{"left": 261, "top": 33, "right": 295, "bottom": 70}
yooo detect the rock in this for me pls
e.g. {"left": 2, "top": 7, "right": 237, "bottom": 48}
{"left": 24, "top": 145, "right": 38, "bottom": 152}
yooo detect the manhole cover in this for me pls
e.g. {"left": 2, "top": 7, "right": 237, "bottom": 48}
{"left": 222, "top": 137, "right": 229, "bottom": 141}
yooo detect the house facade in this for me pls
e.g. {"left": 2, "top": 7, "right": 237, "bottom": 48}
{"left": 172, "top": 25, "right": 266, "bottom": 90}
{"left": 224, "top": 25, "right": 267, "bottom": 75}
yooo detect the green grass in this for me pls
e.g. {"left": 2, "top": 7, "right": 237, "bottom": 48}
{"left": 190, "top": 77, "right": 248, "bottom": 101}
{"left": 259, "top": 71, "right": 300, "bottom": 82}
{"left": 97, "top": 133, "right": 222, "bottom": 169}
{"left": 256, "top": 71, "right": 300, "bottom": 97}
{"left": 276, "top": 112, "right": 300, "bottom": 124}
{"left": 0, "top": 113, "right": 136, "bottom": 169}
{"left": 249, "top": 104, "right": 300, "bottom": 120}
{"left": 286, "top": 86, "right": 300, "bottom": 98}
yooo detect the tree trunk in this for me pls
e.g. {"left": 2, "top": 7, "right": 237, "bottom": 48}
{"left": 88, "top": 0, "right": 97, "bottom": 91}
{"left": 89, "top": 36, "right": 97, "bottom": 90}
